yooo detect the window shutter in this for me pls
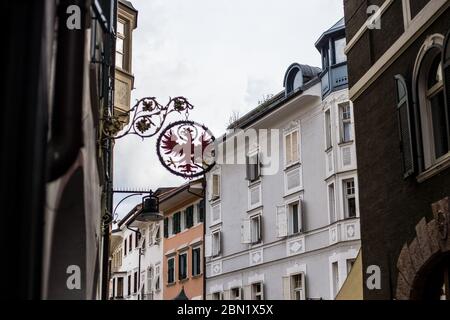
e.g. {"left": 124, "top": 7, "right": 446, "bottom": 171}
{"left": 154, "top": 225, "right": 160, "bottom": 243}
{"left": 246, "top": 156, "right": 251, "bottom": 180}
{"left": 298, "top": 200, "right": 304, "bottom": 233}
{"left": 186, "top": 206, "right": 194, "bottom": 228}
{"left": 282, "top": 276, "right": 291, "bottom": 300}
{"left": 241, "top": 219, "right": 251, "bottom": 244}
{"left": 198, "top": 200, "right": 205, "bottom": 222}
{"left": 395, "top": 75, "right": 414, "bottom": 177}
{"left": 260, "top": 283, "right": 265, "bottom": 300}
{"left": 276, "top": 206, "right": 288, "bottom": 238}
{"left": 300, "top": 273, "right": 306, "bottom": 300}
{"left": 285, "top": 134, "right": 292, "bottom": 164}
{"left": 212, "top": 174, "right": 220, "bottom": 198}
{"left": 163, "top": 218, "right": 169, "bottom": 238}
{"left": 204, "top": 234, "right": 212, "bottom": 257}
{"left": 443, "top": 31, "right": 450, "bottom": 147}
{"left": 292, "top": 131, "right": 299, "bottom": 162}
{"left": 257, "top": 215, "right": 262, "bottom": 242}
{"left": 218, "top": 231, "right": 222, "bottom": 255}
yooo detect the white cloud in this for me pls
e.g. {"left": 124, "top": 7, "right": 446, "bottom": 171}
{"left": 113, "top": 0, "right": 344, "bottom": 218}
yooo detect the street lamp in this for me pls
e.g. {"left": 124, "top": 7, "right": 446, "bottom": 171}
{"left": 136, "top": 192, "right": 163, "bottom": 222}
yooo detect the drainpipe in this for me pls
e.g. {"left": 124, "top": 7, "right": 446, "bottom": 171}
{"left": 202, "top": 179, "right": 207, "bottom": 301}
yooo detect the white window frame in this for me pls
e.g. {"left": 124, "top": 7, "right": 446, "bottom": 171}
{"left": 287, "top": 199, "right": 302, "bottom": 235}
{"left": 212, "top": 291, "right": 224, "bottom": 300}
{"left": 291, "top": 273, "right": 306, "bottom": 300}
{"left": 416, "top": 43, "right": 449, "bottom": 168}
{"left": 251, "top": 282, "right": 264, "bottom": 300}
{"left": 242, "top": 212, "right": 262, "bottom": 245}
{"left": 284, "top": 127, "right": 300, "bottom": 168}
{"left": 324, "top": 108, "right": 333, "bottom": 150}
{"left": 339, "top": 102, "right": 352, "bottom": 143}
{"left": 328, "top": 182, "right": 336, "bottom": 224}
{"left": 230, "top": 287, "right": 242, "bottom": 300}
{"left": 154, "top": 224, "right": 161, "bottom": 244}
{"left": 332, "top": 261, "right": 339, "bottom": 298}
{"left": 154, "top": 264, "right": 161, "bottom": 292}
{"left": 246, "top": 149, "right": 261, "bottom": 183}
{"left": 210, "top": 228, "right": 222, "bottom": 257}
{"left": 116, "top": 19, "right": 126, "bottom": 70}
{"left": 343, "top": 178, "right": 356, "bottom": 219}
{"left": 210, "top": 171, "right": 221, "bottom": 201}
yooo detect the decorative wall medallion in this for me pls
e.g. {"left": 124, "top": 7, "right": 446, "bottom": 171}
{"left": 330, "top": 226, "right": 338, "bottom": 244}
{"left": 157, "top": 120, "right": 215, "bottom": 179}
{"left": 346, "top": 224, "right": 355, "bottom": 238}
{"left": 249, "top": 249, "right": 264, "bottom": 266}
{"left": 211, "top": 261, "right": 222, "bottom": 276}
{"left": 287, "top": 237, "right": 305, "bottom": 256}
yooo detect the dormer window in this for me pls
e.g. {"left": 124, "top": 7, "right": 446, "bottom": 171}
{"left": 284, "top": 63, "right": 320, "bottom": 96}
{"left": 285, "top": 66, "right": 303, "bottom": 94}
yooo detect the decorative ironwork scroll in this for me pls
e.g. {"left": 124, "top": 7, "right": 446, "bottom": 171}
{"left": 103, "top": 96, "right": 194, "bottom": 140}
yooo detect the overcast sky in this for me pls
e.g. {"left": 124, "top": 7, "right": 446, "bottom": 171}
{"left": 113, "top": 0, "right": 344, "bottom": 220}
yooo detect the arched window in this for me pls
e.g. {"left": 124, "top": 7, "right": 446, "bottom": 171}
{"left": 395, "top": 75, "right": 414, "bottom": 177}
{"left": 414, "top": 34, "right": 450, "bottom": 170}
{"left": 286, "top": 67, "right": 303, "bottom": 94}
{"left": 444, "top": 30, "right": 450, "bottom": 147}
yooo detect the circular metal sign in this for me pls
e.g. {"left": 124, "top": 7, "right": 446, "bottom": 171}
{"left": 156, "top": 120, "right": 216, "bottom": 179}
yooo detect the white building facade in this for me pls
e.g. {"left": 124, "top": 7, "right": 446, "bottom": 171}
{"left": 204, "top": 19, "right": 361, "bottom": 300}
{"left": 109, "top": 205, "right": 164, "bottom": 300}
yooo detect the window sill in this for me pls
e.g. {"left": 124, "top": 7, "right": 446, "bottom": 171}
{"left": 338, "top": 140, "right": 353, "bottom": 147}
{"left": 167, "top": 282, "right": 176, "bottom": 287}
{"left": 210, "top": 254, "right": 222, "bottom": 260}
{"left": 248, "top": 178, "right": 262, "bottom": 187}
{"left": 179, "top": 278, "right": 189, "bottom": 284}
{"left": 246, "top": 205, "right": 263, "bottom": 213}
{"left": 284, "top": 162, "right": 301, "bottom": 171}
{"left": 249, "top": 241, "right": 264, "bottom": 248}
{"left": 417, "top": 152, "right": 450, "bottom": 183}
{"left": 283, "top": 188, "right": 304, "bottom": 198}
{"left": 209, "top": 221, "right": 222, "bottom": 228}
{"left": 325, "top": 146, "right": 333, "bottom": 153}
{"left": 191, "top": 274, "right": 203, "bottom": 279}
{"left": 209, "top": 197, "right": 221, "bottom": 204}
